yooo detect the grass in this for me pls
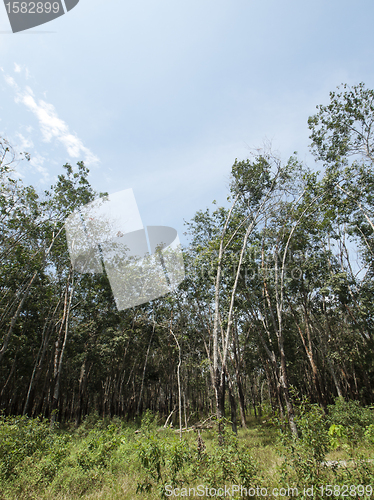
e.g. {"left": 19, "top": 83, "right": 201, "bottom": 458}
{"left": 1, "top": 401, "right": 374, "bottom": 499}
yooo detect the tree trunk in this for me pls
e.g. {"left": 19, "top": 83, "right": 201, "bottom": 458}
{"left": 51, "top": 269, "right": 74, "bottom": 427}
{"left": 136, "top": 324, "right": 155, "bottom": 416}
{"left": 0, "top": 271, "right": 38, "bottom": 365}
{"left": 227, "top": 373, "right": 237, "bottom": 433}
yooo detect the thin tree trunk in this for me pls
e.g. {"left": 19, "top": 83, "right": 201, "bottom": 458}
{"left": 0, "top": 353, "right": 17, "bottom": 401}
{"left": 232, "top": 322, "right": 247, "bottom": 428}
{"left": 136, "top": 321, "right": 155, "bottom": 416}
{"left": 170, "top": 319, "right": 182, "bottom": 440}
{"left": 0, "top": 270, "right": 38, "bottom": 364}
{"left": 23, "top": 298, "right": 62, "bottom": 416}
{"left": 212, "top": 194, "right": 240, "bottom": 420}
{"left": 51, "top": 269, "right": 74, "bottom": 427}
{"left": 227, "top": 372, "right": 238, "bottom": 433}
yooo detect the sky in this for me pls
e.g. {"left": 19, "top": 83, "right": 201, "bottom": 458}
{"left": 1, "top": 0, "right": 374, "bottom": 247}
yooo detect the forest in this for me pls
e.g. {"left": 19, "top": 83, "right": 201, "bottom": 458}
{"left": 1, "top": 83, "right": 374, "bottom": 498}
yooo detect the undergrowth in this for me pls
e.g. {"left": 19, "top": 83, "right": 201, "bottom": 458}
{"left": 0, "top": 399, "right": 373, "bottom": 499}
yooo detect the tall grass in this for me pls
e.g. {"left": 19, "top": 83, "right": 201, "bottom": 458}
{"left": 0, "top": 399, "right": 373, "bottom": 499}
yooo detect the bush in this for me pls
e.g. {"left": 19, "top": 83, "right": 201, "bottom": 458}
{"left": 0, "top": 415, "right": 132, "bottom": 498}
{"left": 75, "top": 423, "right": 122, "bottom": 471}
{"left": 278, "top": 398, "right": 330, "bottom": 489}
{"left": 136, "top": 419, "right": 259, "bottom": 498}
{"left": 277, "top": 397, "right": 374, "bottom": 498}
{"left": 0, "top": 415, "right": 54, "bottom": 480}
{"left": 136, "top": 431, "right": 192, "bottom": 497}
{"left": 203, "top": 429, "right": 258, "bottom": 489}
{"left": 327, "top": 397, "right": 374, "bottom": 448}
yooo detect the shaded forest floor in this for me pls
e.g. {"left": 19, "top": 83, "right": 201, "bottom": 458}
{"left": 1, "top": 400, "right": 374, "bottom": 499}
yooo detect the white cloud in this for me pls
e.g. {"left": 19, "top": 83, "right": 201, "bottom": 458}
{"left": 4, "top": 74, "right": 17, "bottom": 89}
{"left": 14, "top": 63, "right": 21, "bottom": 73}
{"left": 29, "top": 153, "right": 50, "bottom": 183}
{"left": 4, "top": 73, "right": 99, "bottom": 166}
{"left": 16, "top": 132, "right": 34, "bottom": 150}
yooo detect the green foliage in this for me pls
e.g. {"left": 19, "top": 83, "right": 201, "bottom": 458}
{"left": 136, "top": 428, "right": 192, "bottom": 498}
{"left": 277, "top": 399, "right": 374, "bottom": 499}
{"left": 279, "top": 399, "right": 330, "bottom": 488}
{"left": 0, "top": 415, "right": 55, "bottom": 480}
{"left": 327, "top": 397, "right": 374, "bottom": 447}
{"left": 3, "top": 83, "right": 374, "bottom": 497}
{"left": 202, "top": 429, "right": 258, "bottom": 489}
{"left": 135, "top": 421, "right": 258, "bottom": 498}
{"left": 328, "top": 424, "right": 348, "bottom": 451}
{"left": 74, "top": 423, "right": 122, "bottom": 471}
{"left": 0, "top": 415, "right": 133, "bottom": 498}
{"left": 168, "top": 439, "right": 192, "bottom": 487}
{"left": 230, "top": 155, "right": 273, "bottom": 204}
{"left": 140, "top": 409, "right": 159, "bottom": 432}
{"left": 308, "top": 82, "right": 374, "bottom": 165}
{"left": 364, "top": 423, "right": 374, "bottom": 444}
{"left": 47, "top": 425, "right": 123, "bottom": 497}
{"left": 0, "top": 407, "right": 373, "bottom": 499}
{"left": 136, "top": 433, "right": 166, "bottom": 493}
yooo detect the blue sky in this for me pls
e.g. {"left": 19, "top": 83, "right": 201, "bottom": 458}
{"left": 1, "top": 0, "right": 374, "bottom": 245}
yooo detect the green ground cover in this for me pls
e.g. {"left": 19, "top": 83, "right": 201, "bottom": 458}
{"left": 1, "top": 399, "right": 374, "bottom": 499}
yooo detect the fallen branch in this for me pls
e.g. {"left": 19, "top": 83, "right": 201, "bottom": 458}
{"left": 164, "top": 407, "right": 177, "bottom": 428}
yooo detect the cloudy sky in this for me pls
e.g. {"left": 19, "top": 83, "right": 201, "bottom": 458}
{"left": 1, "top": 0, "right": 374, "bottom": 244}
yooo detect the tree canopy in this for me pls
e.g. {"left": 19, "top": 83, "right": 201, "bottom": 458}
{"left": 1, "top": 84, "right": 374, "bottom": 436}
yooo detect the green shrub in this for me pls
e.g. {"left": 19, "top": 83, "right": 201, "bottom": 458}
{"left": 203, "top": 431, "right": 258, "bottom": 489}
{"left": 75, "top": 423, "right": 122, "bottom": 471}
{"left": 136, "top": 421, "right": 259, "bottom": 499}
{"left": 0, "top": 416, "right": 54, "bottom": 480}
{"left": 136, "top": 431, "right": 192, "bottom": 498}
{"left": 136, "top": 433, "right": 166, "bottom": 493}
{"left": 278, "top": 399, "right": 330, "bottom": 490}
{"left": 328, "top": 397, "right": 374, "bottom": 448}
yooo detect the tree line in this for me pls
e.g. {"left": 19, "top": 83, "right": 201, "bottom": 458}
{"left": 1, "top": 83, "right": 374, "bottom": 435}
